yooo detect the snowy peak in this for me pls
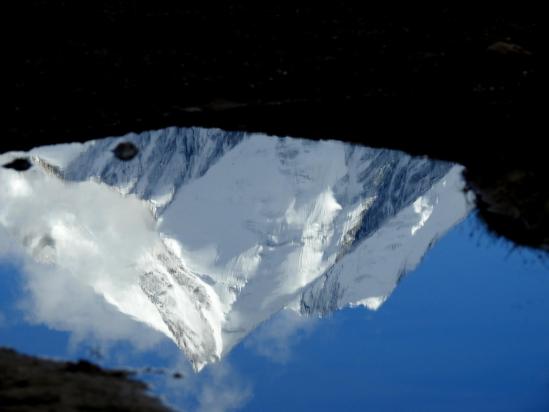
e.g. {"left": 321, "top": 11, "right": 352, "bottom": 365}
{"left": 300, "top": 166, "right": 467, "bottom": 316}
{"left": 0, "top": 127, "right": 471, "bottom": 370}
{"left": 64, "top": 127, "right": 245, "bottom": 212}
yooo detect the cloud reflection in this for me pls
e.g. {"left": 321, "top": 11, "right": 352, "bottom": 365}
{"left": 244, "top": 309, "right": 318, "bottom": 363}
{"left": 0, "top": 128, "right": 470, "bottom": 377}
{"left": 19, "top": 259, "right": 166, "bottom": 351}
{"left": 146, "top": 353, "right": 252, "bottom": 412}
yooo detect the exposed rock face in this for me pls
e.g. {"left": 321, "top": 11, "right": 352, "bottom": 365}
{"left": 0, "top": 348, "right": 171, "bottom": 412}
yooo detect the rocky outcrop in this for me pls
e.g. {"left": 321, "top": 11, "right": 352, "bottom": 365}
{"left": 0, "top": 348, "right": 171, "bottom": 412}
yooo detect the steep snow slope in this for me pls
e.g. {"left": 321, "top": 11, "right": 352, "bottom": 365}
{"left": 0, "top": 128, "right": 470, "bottom": 370}
{"left": 64, "top": 127, "right": 244, "bottom": 213}
{"left": 300, "top": 167, "right": 467, "bottom": 316}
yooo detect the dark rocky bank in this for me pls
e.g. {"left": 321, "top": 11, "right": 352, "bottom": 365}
{"left": 0, "top": 348, "right": 171, "bottom": 411}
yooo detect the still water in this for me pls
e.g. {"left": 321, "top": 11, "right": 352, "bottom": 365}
{"left": 1, "top": 128, "right": 548, "bottom": 411}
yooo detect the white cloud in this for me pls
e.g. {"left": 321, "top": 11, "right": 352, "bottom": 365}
{"left": 18, "top": 259, "right": 166, "bottom": 351}
{"left": 162, "top": 355, "right": 252, "bottom": 412}
{"left": 194, "top": 363, "right": 252, "bottom": 412}
{"left": 244, "top": 309, "right": 318, "bottom": 363}
{"left": 0, "top": 167, "right": 169, "bottom": 351}
{"left": 3, "top": 214, "right": 251, "bottom": 412}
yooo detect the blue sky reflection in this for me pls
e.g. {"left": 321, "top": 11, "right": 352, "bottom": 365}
{"left": 1, "top": 214, "right": 548, "bottom": 412}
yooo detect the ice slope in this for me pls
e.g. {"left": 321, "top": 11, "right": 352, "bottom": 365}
{"left": 64, "top": 127, "right": 244, "bottom": 213}
{"left": 0, "top": 127, "right": 471, "bottom": 370}
{"left": 300, "top": 167, "right": 468, "bottom": 315}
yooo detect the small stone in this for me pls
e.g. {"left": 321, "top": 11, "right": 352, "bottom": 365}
{"left": 2, "top": 157, "right": 32, "bottom": 171}
{"left": 487, "top": 41, "right": 532, "bottom": 56}
{"left": 506, "top": 169, "right": 527, "bottom": 183}
{"left": 112, "top": 142, "right": 139, "bottom": 161}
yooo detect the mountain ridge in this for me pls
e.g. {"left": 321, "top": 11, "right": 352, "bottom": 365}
{"left": 0, "top": 127, "right": 470, "bottom": 370}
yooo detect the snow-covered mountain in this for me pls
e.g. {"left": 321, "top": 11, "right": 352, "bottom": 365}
{"left": 0, "top": 127, "right": 471, "bottom": 370}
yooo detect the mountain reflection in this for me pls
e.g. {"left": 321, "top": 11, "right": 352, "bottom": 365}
{"left": 0, "top": 127, "right": 470, "bottom": 373}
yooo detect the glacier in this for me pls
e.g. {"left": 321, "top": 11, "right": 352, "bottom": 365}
{"left": 0, "top": 127, "right": 471, "bottom": 370}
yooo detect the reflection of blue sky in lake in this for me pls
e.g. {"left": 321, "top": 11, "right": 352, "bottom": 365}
{"left": 1, "top": 214, "right": 548, "bottom": 412}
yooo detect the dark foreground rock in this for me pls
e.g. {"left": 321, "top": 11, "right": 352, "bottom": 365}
{"left": 3, "top": 3, "right": 546, "bottom": 250}
{"left": 0, "top": 348, "right": 171, "bottom": 412}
